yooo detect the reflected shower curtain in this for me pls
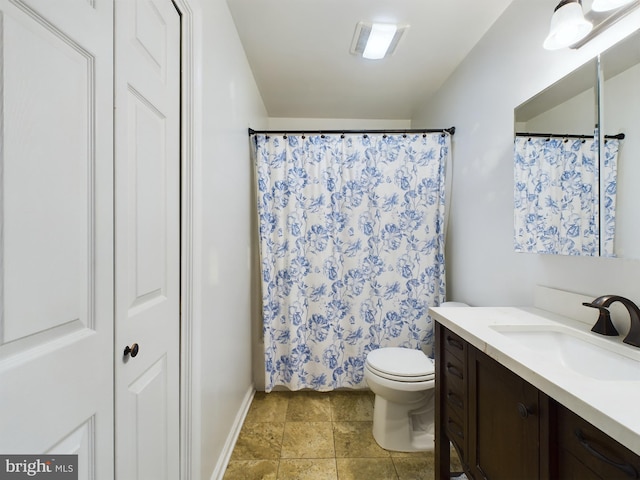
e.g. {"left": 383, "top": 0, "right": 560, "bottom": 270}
{"left": 601, "top": 139, "right": 620, "bottom": 257}
{"left": 253, "top": 133, "right": 449, "bottom": 391}
{"left": 513, "top": 136, "right": 618, "bottom": 256}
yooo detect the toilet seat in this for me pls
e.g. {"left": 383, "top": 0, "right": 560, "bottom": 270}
{"left": 366, "top": 347, "right": 435, "bottom": 383}
{"left": 366, "top": 364, "right": 435, "bottom": 383}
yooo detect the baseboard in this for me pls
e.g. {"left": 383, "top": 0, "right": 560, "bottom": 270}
{"left": 209, "top": 384, "right": 256, "bottom": 480}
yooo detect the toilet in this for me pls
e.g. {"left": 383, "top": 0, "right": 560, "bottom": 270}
{"left": 364, "top": 301, "right": 469, "bottom": 452}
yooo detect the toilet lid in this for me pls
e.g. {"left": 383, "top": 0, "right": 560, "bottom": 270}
{"left": 366, "top": 347, "right": 435, "bottom": 380}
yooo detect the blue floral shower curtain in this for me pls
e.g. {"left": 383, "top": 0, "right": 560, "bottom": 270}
{"left": 601, "top": 139, "right": 620, "bottom": 257}
{"left": 253, "top": 133, "right": 449, "bottom": 392}
{"left": 513, "top": 136, "right": 619, "bottom": 256}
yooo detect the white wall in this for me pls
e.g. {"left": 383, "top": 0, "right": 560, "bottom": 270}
{"left": 267, "top": 117, "right": 411, "bottom": 130}
{"left": 191, "top": 1, "right": 268, "bottom": 478}
{"left": 412, "top": 0, "right": 640, "bottom": 307}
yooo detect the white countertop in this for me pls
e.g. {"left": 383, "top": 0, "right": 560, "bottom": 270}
{"left": 429, "top": 305, "right": 640, "bottom": 455}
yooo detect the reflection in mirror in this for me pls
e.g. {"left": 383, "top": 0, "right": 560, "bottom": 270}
{"left": 513, "top": 60, "right": 606, "bottom": 256}
{"left": 515, "top": 59, "right": 597, "bottom": 136}
{"left": 600, "top": 29, "right": 640, "bottom": 259}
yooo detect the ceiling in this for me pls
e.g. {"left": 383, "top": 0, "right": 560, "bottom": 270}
{"left": 226, "top": 0, "right": 515, "bottom": 120}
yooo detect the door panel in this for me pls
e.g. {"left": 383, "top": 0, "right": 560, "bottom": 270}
{"left": 47, "top": 418, "right": 95, "bottom": 480}
{"left": 114, "top": 0, "right": 180, "bottom": 478}
{"left": 128, "top": 88, "right": 167, "bottom": 309}
{"left": 133, "top": 0, "right": 169, "bottom": 77}
{"left": 129, "top": 356, "right": 169, "bottom": 479}
{"left": 3, "top": 7, "right": 91, "bottom": 342}
{"left": 0, "top": 0, "right": 114, "bottom": 478}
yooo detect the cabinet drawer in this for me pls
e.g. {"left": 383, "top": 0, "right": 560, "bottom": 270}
{"left": 442, "top": 349, "right": 465, "bottom": 393}
{"left": 443, "top": 329, "right": 466, "bottom": 361}
{"left": 557, "top": 405, "right": 640, "bottom": 479}
{"left": 443, "top": 382, "right": 465, "bottom": 419}
{"left": 442, "top": 359, "right": 465, "bottom": 421}
{"left": 445, "top": 409, "right": 466, "bottom": 459}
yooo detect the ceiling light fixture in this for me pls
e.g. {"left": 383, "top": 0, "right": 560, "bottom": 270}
{"left": 350, "top": 22, "right": 409, "bottom": 60}
{"left": 543, "top": 0, "right": 593, "bottom": 50}
{"left": 591, "top": 0, "right": 635, "bottom": 11}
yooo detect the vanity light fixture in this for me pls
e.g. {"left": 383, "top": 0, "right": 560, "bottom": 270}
{"left": 543, "top": 0, "right": 593, "bottom": 50}
{"left": 350, "top": 21, "right": 409, "bottom": 60}
{"left": 591, "top": 0, "right": 636, "bottom": 11}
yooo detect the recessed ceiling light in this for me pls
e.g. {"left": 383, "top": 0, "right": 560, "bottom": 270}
{"left": 350, "top": 22, "right": 409, "bottom": 60}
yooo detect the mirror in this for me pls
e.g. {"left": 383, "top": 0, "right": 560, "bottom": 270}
{"left": 514, "top": 29, "right": 640, "bottom": 259}
{"left": 514, "top": 60, "right": 600, "bottom": 257}
{"left": 600, "top": 29, "right": 640, "bottom": 259}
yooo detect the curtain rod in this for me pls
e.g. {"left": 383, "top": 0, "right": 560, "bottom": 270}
{"left": 516, "top": 131, "right": 625, "bottom": 140}
{"left": 248, "top": 126, "right": 456, "bottom": 136}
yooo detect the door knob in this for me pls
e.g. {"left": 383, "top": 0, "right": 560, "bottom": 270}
{"left": 123, "top": 343, "right": 139, "bottom": 358}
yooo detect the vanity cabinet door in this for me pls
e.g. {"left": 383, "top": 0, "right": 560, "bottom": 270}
{"left": 555, "top": 402, "right": 640, "bottom": 479}
{"left": 469, "top": 349, "right": 542, "bottom": 480}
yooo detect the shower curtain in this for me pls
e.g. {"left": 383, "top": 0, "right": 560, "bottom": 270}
{"left": 253, "top": 132, "right": 449, "bottom": 392}
{"left": 601, "top": 138, "right": 620, "bottom": 257}
{"left": 513, "top": 136, "right": 619, "bottom": 256}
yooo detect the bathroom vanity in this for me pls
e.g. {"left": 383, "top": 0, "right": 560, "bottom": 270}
{"left": 431, "top": 301, "right": 640, "bottom": 480}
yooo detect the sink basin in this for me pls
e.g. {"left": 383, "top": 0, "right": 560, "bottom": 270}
{"left": 490, "top": 325, "right": 640, "bottom": 381}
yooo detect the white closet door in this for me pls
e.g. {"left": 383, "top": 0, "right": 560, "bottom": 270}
{"left": 114, "top": 0, "right": 181, "bottom": 478}
{"left": 0, "top": 0, "right": 114, "bottom": 478}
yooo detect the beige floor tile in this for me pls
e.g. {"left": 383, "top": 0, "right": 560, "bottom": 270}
{"left": 450, "top": 446, "right": 464, "bottom": 473}
{"left": 281, "top": 422, "right": 335, "bottom": 459}
{"left": 230, "top": 422, "right": 285, "bottom": 460}
{"left": 227, "top": 392, "right": 446, "bottom": 479}
{"left": 389, "top": 450, "right": 434, "bottom": 458}
{"left": 330, "top": 391, "right": 374, "bottom": 422}
{"left": 277, "top": 459, "right": 338, "bottom": 480}
{"left": 336, "top": 458, "right": 399, "bottom": 480}
{"left": 223, "top": 459, "right": 279, "bottom": 480}
{"left": 286, "top": 392, "right": 332, "bottom": 422}
{"left": 246, "top": 392, "right": 291, "bottom": 423}
{"left": 333, "top": 422, "right": 390, "bottom": 458}
{"left": 392, "top": 456, "right": 435, "bottom": 480}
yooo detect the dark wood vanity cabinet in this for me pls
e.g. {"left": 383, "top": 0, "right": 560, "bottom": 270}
{"left": 435, "top": 323, "right": 548, "bottom": 479}
{"left": 435, "top": 322, "right": 640, "bottom": 480}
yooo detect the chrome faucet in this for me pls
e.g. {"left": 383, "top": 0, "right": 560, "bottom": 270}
{"left": 583, "top": 295, "right": 640, "bottom": 348}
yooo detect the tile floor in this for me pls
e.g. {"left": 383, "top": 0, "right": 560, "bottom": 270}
{"left": 223, "top": 390, "right": 462, "bottom": 480}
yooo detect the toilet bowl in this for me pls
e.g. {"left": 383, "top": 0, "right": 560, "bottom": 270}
{"left": 364, "top": 301, "right": 469, "bottom": 452}
{"left": 365, "top": 347, "right": 435, "bottom": 452}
